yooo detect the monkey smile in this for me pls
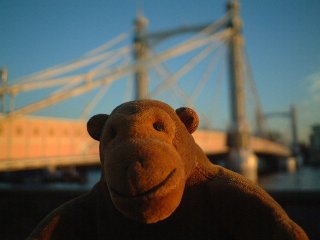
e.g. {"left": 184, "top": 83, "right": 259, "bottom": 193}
{"left": 110, "top": 169, "right": 177, "bottom": 199}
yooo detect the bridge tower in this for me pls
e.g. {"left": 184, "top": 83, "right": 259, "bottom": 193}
{"left": 226, "top": 1, "right": 258, "bottom": 182}
{"left": 133, "top": 15, "right": 149, "bottom": 99}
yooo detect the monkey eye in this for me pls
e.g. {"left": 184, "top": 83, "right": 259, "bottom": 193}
{"left": 109, "top": 127, "right": 117, "bottom": 139}
{"left": 153, "top": 121, "right": 165, "bottom": 132}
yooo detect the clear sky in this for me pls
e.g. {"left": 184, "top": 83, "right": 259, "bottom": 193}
{"left": 1, "top": 0, "right": 320, "bottom": 143}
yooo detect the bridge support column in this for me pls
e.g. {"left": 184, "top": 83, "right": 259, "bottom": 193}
{"left": 227, "top": 129, "right": 258, "bottom": 182}
{"left": 226, "top": 1, "right": 258, "bottom": 182}
{"left": 133, "top": 15, "right": 149, "bottom": 100}
{"left": 228, "top": 148, "right": 258, "bottom": 182}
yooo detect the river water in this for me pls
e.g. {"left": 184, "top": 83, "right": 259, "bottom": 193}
{"left": 79, "top": 165, "right": 320, "bottom": 192}
{"left": 1, "top": 165, "right": 319, "bottom": 192}
{"left": 44, "top": 165, "right": 320, "bottom": 192}
{"left": 259, "top": 166, "right": 320, "bottom": 191}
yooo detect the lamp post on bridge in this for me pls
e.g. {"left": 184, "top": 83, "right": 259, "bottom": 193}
{"left": 226, "top": 0, "right": 258, "bottom": 182}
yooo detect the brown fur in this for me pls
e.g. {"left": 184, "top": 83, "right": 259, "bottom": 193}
{"left": 27, "top": 99, "right": 308, "bottom": 240}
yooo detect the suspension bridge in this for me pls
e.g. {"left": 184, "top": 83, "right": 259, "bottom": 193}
{"left": 0, "top": 1, "right": 297, "bottom": 181}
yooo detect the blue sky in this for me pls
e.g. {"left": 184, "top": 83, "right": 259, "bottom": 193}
{"left": 1, "top": 0, "right": 320, "bottom": 143}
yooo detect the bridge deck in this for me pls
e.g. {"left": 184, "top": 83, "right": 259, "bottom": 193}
{"left": 0, "top": 116, "right": 290, "bottom": 171}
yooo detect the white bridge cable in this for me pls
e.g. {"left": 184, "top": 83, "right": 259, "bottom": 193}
{"left": 14, "top": 34, "right": 129, "bottom": 84}
{"left": 242, "top": 50, "right": 262, "bottom": 112}
{"left": 149, "top": 58, "right": 188, "bottom": 104}
{"left": 149, "top": 46, "right": 222, "bottom": 130}
{"left": 49, "top": 47, "right": 130, "bottom": 97}
{"left": 84, "top": 33, "right": 128, "bottom": 56}
{"left": 81, "top": 56, "right": 132, "bottom": 119}
{"left": 148, "top": 44, "right": 215, "bottom": 98}
{"left": 188, "top": 41, "right": 228, "bottom": 105}
{"left": 242, "top": 48, "right": 265, "bottom": 135}
{"left": 152, "top": 62, "right": 199, "bottom": 108}
{"left": 81, "top": 84, "right": 112, "bottom": 119}
{"left": 29, "top": 46, "right": 129, "bottom": 83}
{"left": 208, "top": 44, "right": 228, "bottom": 129}
{"left": 194, "top": 11, "right": 231, "bottom": 38}
{"left": 142, "top": 28, "right": 232, "bottom": 68}
{"left": 149, "top": 11, "right": 230, "bottom": 46}
{"left": 6, "top": 46, "right": 131, "bottom": 96}
{"left": 148, "top": 34, "right": 230, "bottom": 98}
{"left": 171, "top": 79, "right": 215, "bottom": 129}
{"left": 8, "top": 29, "right": 232, "bottom": 117}
{"left": 0, "top": 75, "right": 85, "bottom": 95}
{"left": 151, "top": 63, "right": 170, "bottom": 81}
{"left": 7, "top": 59, "right": 134, "bottom": 117}
{"left": 122, "top": 59, "right": 134, "bottom": 103}
{"left": 86, "top": 46, "right": 131, "bottom": 73}
{"left": 170, "top": 82, "right": 214, "bottom": 129}
{"left": 143, "top": 27, "right": 229, "bottom": 105}
{"left": 179, "top": 48, "right": 224, "bottom": 130}
{"left": 51, "top": 79, "right": 85, "bottom": 96}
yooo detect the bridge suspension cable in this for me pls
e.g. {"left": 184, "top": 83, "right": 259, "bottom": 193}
{"left": 5, "top": 28, "right": 232, "bottom": 117}
{"left": 149, "top": 44, "right": 218, "bottom": 98}
{"left": 147, "top": 11, "right": 231, "bottom": 46}
{"left": 242, "top": 49, "right": 265, "bottom": 136}
{"left": 15, "top": 34, "right": 129, "bottom": 83}
{"left": 148, "top": 36, "right": 229, "bottom": 130}
{"left": 4, "top": 46, "right": 131, "bottom": 95}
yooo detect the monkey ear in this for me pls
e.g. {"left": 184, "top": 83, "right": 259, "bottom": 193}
{"left": 175, "top": 107, "right": 199, "bottom": 134}
{"left": 87, "top": 114, "right": 109, "bottom": 141}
